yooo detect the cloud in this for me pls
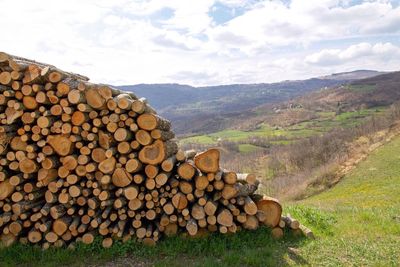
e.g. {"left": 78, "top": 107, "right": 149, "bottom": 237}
{"left": 168, "top": 71, "right": 218, "bottom": 83}
{"left": 208, "top": 0, "right": 400, "bottom": 53}
{"left": 153, "top": 34, "right": 192, "bottom": 51}
{"left": 305, "top": 42, "right": 400, "bottom": 66}
{"left": 0, "top": 0, "right": 399, "bottom": 86}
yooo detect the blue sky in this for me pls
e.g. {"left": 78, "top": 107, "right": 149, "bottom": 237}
{"left": 0, "top": 0, "right": 399, "bottom": 85}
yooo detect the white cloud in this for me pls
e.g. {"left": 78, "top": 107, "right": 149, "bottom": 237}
{"left": 0, "top": 0, "right": 399, "bottom": 86}
{"left": 209, "top": 0, "right": 400, "bottom": 53}
{"left": 305, "top": 42, "right": 400, "bottom": 66}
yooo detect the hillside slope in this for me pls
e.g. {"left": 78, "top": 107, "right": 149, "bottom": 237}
{"left": 180, "top": 71, "right": 400, "bottom": 150}
{"left": 286, "top": 135, "right": 400, "bottom": 266}
{"left": 119, "top": 70, "right": 384, "bottom": 134}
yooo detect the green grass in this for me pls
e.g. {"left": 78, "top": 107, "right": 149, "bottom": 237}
{"left": 238, "top": 144, "right": 262, "bottom": 153}
{"left": 0, "top": 227, "right": 307, "bottom": 267}
{"left": 181, "top": 135, "right": 215, "bottom": 144}
{"left": 284, "top": 135, "right": 400, "bottom": 266}
{"left": 346, "top": 84, "right": 376, "bottom": 92}
{"left": 181, "top": 124, "right": 288, "bottom": 145}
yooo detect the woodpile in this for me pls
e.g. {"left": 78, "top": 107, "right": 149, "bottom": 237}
{"left": 0, "top": 51, "right": 286, "bottom": 249}
{"left": 279, "top": 214, "right": 315, "bottom": 239}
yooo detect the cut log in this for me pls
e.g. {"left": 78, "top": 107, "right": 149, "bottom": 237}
{"left": 144, "top": 164, "right": 158, "bottom": 179}
{"left": 98, "top": 157, "right": 116, "bottom": 174}
{"left": 186, "top": 219, "right": 198, "bottom": 236}
{"left": 194, "top": 149, "right": 219, "bottom": 173}
{"left": 125, "top": 158, "right": 142, "bottom": 173}
{"left": 151, "top": 129, "right": 174, "bottom": 141}
{"left": 204, "top": 201, "right": 218, "bottom": 216}
{"left": 71, "top": 111, "right": 86, "bottom": 126}
{"left": 47, "top": 135, "right": 72, "bottom": 156}
{"left": 137, "top": 114, "right": 171, "bottom": 131}
{"left": 176, "top": 149, "right": 197, "bottom": 162}
{"left": 221, "top": 185, "right": 238, "bottom": 200}
{"left": 283, "top": 214, "right": 300, "bottom": 229}
{"left": 124, "top": 186, "right": 138, "bottom": 200}
{"left": 98, "top": 131, "right": 112, "bottom": 149}
{"left": 53, "top": 217, "right": 71, "bottom": 236}
{"left": 243, "top": 196, "right": 258, "bottom": 216}
{"left": 172, "top": 192, "right": 188, "bottom": 210}
{"left": 139, "top": 140, "right": 177, "bottom": 165}
{"left": 28, "top": 230, "right": 42, "bottom": 244}
{"left": 237, "top": 173, "right": 257, "bottom": 185}
{"left": 255, "top": 195, "right": 282, "bottom": 228}
{"left": 85, "top": 87, "right": 107, "bottom": 110}
{"left": 299, "top": 224, "right": 315, "bottom": 239}
{"left": 19, "top": 158, "right": 38, "bottom": 174}
{"left": 161, "top": 156, "right": 176, "bottom": 172}
{"left": 195, "top": 175, "right": 209, "bottom": 191}
{"left": 0, "top": 180, "right": 14, "bottom": 200}
{"left": 217, "top": 209, "right": 233, "bottom": 227}
{"left": 222, "top": 171, "right": 237, "bottom": 185}
{"left": 191, "top": 204, "right": 206, "bottom": 220}
{"left": 155, "top": 172, "right": 169, "bottom": 186}
{"left": 234, "top": 181, "right": 259, "bottom": 197}
{"left": 177, "top": 162, "right": 196, "bottom": 180}
{"left": 102, "top": 237, "right": 113, "bottom": 248}
{"left": 82, "top": 232, "right": 95, "bottom": 244}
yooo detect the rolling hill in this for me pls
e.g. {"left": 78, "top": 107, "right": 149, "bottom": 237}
{"left": 118, "top": 70, "right": 385, "bottom": 134}
{"left": 179, "top": 71, "right": 400, "bottom": 147}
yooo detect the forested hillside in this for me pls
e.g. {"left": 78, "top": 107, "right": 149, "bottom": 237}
{"left": 119, "top": 70, "right": 384, "bottom": 134}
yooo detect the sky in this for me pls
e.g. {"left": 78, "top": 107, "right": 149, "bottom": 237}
{"left": 0, "top": 0, "right": 399, "bottom": 86}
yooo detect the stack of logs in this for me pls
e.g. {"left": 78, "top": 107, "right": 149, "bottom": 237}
{"left": 0, "top": 52, "right": 284, "bottom": 249}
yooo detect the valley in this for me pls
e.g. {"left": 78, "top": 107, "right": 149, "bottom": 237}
{"left": 119, "top": 70, "right": 385, "bottom": 135}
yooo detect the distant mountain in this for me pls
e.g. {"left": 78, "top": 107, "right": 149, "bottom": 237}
{"left": 235, "top": 71, "right": 400, "bottom": 131}
{"left": 118, "top": 70, "right": 385, "bottom": 134}
{"left": 308, "top": 71, "right": 400, "bottom": 110}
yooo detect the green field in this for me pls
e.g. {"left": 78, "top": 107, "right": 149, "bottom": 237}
{"left": 286, "top": 134, "right": 400, "bottom": 266}
{"left": 180, "top": 107, "right": 386, "bottom": 148}
{"left": 346, "top": 84, "right": 376, "bottom": 92}
{"left": 238, "top": 144, "right": 263, "bottom": 153}
{"left": 1, "top": 135, "right": 399, "bottom": 266}
{"left": 181, "top": 124, "right": 288, "bottom": 145}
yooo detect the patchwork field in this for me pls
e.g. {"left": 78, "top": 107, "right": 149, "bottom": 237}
{"left": 180, "top": 107, "right": 387, "bottom": 147}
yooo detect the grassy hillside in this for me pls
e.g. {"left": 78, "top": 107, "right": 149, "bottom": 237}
{"left": 286, "top": 134, "right": 400, "bottom": 266}
{"left": 1, "top": 135, "right": 399, "bottom": 266}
